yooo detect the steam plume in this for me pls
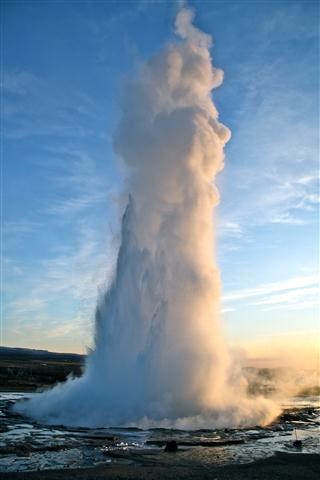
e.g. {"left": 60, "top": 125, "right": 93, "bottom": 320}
{"left": 15, "top": 8, "right": 279, "bottom": 428}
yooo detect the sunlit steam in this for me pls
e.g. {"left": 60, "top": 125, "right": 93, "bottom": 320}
{"left": 14, "top": 8, "right": 279, "bottom": 428}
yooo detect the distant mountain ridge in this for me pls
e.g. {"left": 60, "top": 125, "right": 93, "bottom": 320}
{"left": 0, "top": 346, "right": 85, "bottom": 391}
{"left": 0, "top": 346, "right": 85, "bottom": 362}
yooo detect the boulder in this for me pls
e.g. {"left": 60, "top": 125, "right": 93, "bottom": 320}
{"left": 164, "top": 440, "right": 178, "bottom": 452}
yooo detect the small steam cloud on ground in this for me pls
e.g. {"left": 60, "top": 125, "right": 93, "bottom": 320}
{"left": 15, "top": 8, "right": 280, "bottom": 428}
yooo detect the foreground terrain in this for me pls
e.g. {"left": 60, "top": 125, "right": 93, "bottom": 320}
{"left": 1, "top": 453, "right": 319, "bottom": 480}
{"left": 0, "top": 347, "right": 319, "bottom": 479}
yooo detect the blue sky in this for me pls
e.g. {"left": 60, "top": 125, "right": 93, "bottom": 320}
{"left": 2, "top": 0, "right": 319, "bottom": 366}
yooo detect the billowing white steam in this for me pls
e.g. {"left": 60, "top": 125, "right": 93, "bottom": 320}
{"left": 15, "top": 9, "right": 279, "bottom": 428}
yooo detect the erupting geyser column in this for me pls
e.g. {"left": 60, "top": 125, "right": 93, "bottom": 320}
{"left": 15, "top": 8, "right": 279, "bottom": 428}
{"left": 93, "top": 6, "right": 232, "bottom": 421}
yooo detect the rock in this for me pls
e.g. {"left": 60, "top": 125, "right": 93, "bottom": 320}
{"left": 164, "top": 440, "right": 178, "bottom": 452}
{"left": 293, "top": 439, "right": 302, "bottom": 448}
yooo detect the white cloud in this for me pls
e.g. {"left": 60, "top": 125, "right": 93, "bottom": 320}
{"left": 1, "top": 71, "right": 41, "bottom": 95}
{"left": 252, "top": 286, "right": 318, "bottom": 306}
{"left": 8, "top": 297, "right": 46, "bottom": 315}
{"left": 296, "top": 174, "right": 319, "bottom": 185}
{"left": 223, "top": 274, "right": 319, "bottom": 305}
{"left": 263, "top": 298, "right": 319, "bottom": 312}
{"left": 48, "top": 323, "right": 77, "bottom": 338}
{"left": 4, "top": 223, "right": 116, "bottom": 348}
{"left": 219, "top": 11, "right": 318, "bottom": 233}
{"left": 3, "top": 220, "right": 41, "bottom": 235}
{"left": 268, "top": 213, "right": 307, "bottom": 225}
{"left": 222, "top": 307, "right": 235, "bottom": 313}
{"left": 218, "top": 220, "right": 243, "bottom": 237}
{"left": 42, "top": 152, "right": 109, "bottom": 218}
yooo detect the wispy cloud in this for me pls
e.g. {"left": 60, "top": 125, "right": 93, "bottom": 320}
{"left": 41, "top": 151, "right": 109, "bottom": 219}
{"left": 3, "top": 70, "right": 105, "bottom": 140}
{"left": 47, "top": 323, "right": 78, "bottom": 339}
{"left": 223, "top": 274, "right": 319, "bottom": 311}
{"left": 46, "top": 192, "right": 105, "bottom": 216}
{"left": 222, "top": 307, "right": 235, "bottom": 313}
{"left": 3, "top": 220, "right": 42, "bottom": 235}
{"left": 260, "top": 172, "right": 319, "bottom": 225}
{"left": 8, "top": 297, "right": 46, "bottom": 315}
{"left": 268, "top": 213, "right": 307, "bottom": 226}
{"left": 252, "top": 286, "right": 318, "bottom": 307}
{"left": 296, "top": 174, "right": 320, "bottom": 186}
{"left": 4, "top": 223, "right": 116, "bottom": 349}
{"left": 218, "top": 220, "right": 243, "bottom": 237}
{"left": 1, "top": 71, "right": 42, "bottom": 96}
{"left": 219, "top": 4, "right": 318, "bottom": 235}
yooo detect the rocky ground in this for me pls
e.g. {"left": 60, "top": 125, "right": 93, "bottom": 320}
{"left": 0, "top": 452, "right": 319, "bottom": 480}
{"left": 0, "top": 348, "right": 319, "bottom": 479}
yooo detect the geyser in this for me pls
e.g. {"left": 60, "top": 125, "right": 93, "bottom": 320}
{"left": 15, "top": 8, "right": 279, "bottom": 428}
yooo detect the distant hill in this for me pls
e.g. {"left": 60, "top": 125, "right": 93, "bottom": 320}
{"left": 0, "top": 346, "right": 85, "bottom": 391}
{"left": 0, "top": 346, "right": 85, "bottom": 362}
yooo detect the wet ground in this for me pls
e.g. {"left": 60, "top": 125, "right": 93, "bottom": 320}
{"left": 0, "top": 393, "right": 319, "bottom": 474}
